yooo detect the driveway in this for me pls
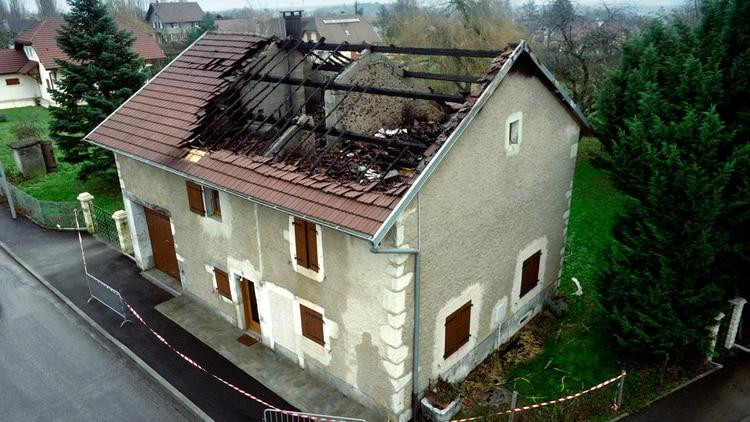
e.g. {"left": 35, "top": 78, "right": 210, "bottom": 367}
{"left": 0, "top": 247, "right": 197, "bottom": 421}
{"left": 626, "top": 352, "right": 750, "bottom": 422}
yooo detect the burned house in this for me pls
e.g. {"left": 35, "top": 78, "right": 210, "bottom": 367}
{"left": 85, "top": 32, "right": 589, "bottom": 420}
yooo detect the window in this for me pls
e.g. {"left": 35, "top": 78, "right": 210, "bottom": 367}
{"left": 293, "top": 217, "right": 319, "bottom": 272}
{"left": 444, "top": 301, "right": 472, "bottom": 358}
{"left": 300, "top": 304, "right": 324, "bottom": 346}
{"left": 206, "top": 188, "right": 221, "bottom": 218}
{"left": 520, "top": 251, "right": 542, "bottom": 297}
{"left": 214, "top": 268, "right": 231, "bottom": 300}
{"left": 509, "top": 120, "right": 520, "bottom": 145}
{"left": 186, "top": 181, "right": 222, "bottom": 220}
{"left": 6, "top": 78, "right": 20, "bottom": 86}
{"left": 186, "top": 181, "right": 205, "bottom": 215}
{"left": 504, "top": 112, "right": 523, "bottom": 155}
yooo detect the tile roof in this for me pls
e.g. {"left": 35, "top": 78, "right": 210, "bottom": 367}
{"left": 85, "top": 33, "right": 522, "bottom": 237}
{"left": 15, "top": 18, "right": 165, "bottom": 70}
{"left": 313, "top": 15, "right": 381, "bottom": 44}
{"left": 146, "top": 2, "right": 204, "bottom": 23}
{"left": 0, "top": 48, "right": 33, "bottom": 75}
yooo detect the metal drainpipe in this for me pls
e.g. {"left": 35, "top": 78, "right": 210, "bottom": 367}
{"left": 369, "top": 245, "right": 421, "bottom": 420}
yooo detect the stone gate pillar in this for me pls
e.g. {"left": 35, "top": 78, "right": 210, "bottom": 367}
{"left": 725, "top": 297, "right": 747, "bottom": 349}
{"left": 77, "top": 192, "right": 95, "bottom": 233}
{"left": 112, "top": 210, "right": 133, "bottom": 255}
{"left": 707, "top": 312, "right": 725, "bottom": 359}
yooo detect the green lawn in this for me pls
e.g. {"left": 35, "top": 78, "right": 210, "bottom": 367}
{"left": 456, "top": 138, "right": 705, "bottom": 420}
{"left": 0, "top": 107, "right": 123, "bottom": 213}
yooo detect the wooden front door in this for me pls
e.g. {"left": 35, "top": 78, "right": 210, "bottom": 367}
{"left": 240, "top": 277, "right": 261, "bottom": 333}
{"left": 144, "top": 207, "right": 181, "bottom": 282}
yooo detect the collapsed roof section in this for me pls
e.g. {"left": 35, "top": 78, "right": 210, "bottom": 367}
{"left": 86, "top": 32, "right": 588, "bottom": 238}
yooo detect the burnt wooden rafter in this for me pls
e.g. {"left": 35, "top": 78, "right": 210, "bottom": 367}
{"left": 288, "top": 41, "right": 506, "bottom": 58}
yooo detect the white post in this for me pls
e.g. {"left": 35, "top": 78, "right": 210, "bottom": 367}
{"left": 508, "top": 390, "right": 518, "bottom": 422}
{"left": 76, "top": 192, "right": 95, "bottom": 233}
{"left": 112, "top": 210, "right": 133, "bottom": 255}
{"left": 707, "top": 312, "right": 725, "bottom": 359}
{"left": 725, "top": 298, "right": 747, "bottom": 350}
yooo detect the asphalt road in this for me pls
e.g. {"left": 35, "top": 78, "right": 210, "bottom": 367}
{"left": 0, "top": 248, "right": 197, "bottom": 422}
{"left": 627, "top": 351, "right": 750, "bottom": 422}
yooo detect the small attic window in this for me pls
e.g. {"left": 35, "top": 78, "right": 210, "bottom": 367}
{"left": 509, "top": 120, "right": 519, "bottom": 145}
{"left": 504, "top": 111, "right": 523, "bottom": 156}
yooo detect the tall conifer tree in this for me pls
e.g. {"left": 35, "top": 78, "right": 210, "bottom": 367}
{"left": 50, "top": 0, "right": 146, "bottom": 181}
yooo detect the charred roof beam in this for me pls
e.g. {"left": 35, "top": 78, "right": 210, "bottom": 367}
{"left": 250, "top": 74, "right": 465, "bottom": 103}
{"left": 289, "top": 42, "right": 506, "bottom": 58}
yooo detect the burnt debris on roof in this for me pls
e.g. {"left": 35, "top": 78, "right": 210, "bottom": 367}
{"left": 182, "top": 36, "right": 514, "bottom": 191}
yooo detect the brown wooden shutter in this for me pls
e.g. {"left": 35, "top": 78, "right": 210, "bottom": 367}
{"left": 293, "top": 218, "right": 308, "bottom": 268}
{"left": 444, "top": 301, "right": 472, "bottom": 358}
{"left": 305, "top": 221, "right": 319, "bottom": 271}
{"left": 300, "top": 304, "right": 325, "bottom": 346}
{"left": 214, "top": 268, "right": 231, "bottom": 299}
{"left": 520, "top": 251, "right": 542, "bottom": 297}
{"left": 186, "top": 181, "right": 205, "bottom": 216}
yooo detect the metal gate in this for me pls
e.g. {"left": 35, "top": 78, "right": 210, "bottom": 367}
{"left": 263, "top": 409, "right": 366, "bottom": 422}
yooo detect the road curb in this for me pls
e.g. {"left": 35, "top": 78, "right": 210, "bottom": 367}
{"left": 0, "top": 238, "right": 213, "bottom": 422}
{"left": 608, "top": 361, "right": 724, "bottom": 421}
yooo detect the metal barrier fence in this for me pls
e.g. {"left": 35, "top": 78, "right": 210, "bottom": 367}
{"left": 86, "top": 273, "right": 131, "bottom": 327}
{"left": 263, "top": 409, "right": 367, "bottom": 422}
{"left": 0, "top": 182, "right": 80, "bottom": 229}
{"left": 91, "top": 203, "right": 120, "bottom": 249}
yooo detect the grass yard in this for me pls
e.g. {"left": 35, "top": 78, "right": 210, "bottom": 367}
{"left": 455, "top": 138, "right": 708, "bottom": 420}
{"left": 0, "top": 106, "right": 123, "bottom": 213}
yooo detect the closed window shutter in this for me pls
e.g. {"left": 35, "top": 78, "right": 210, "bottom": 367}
{"left": 444, "top": 301, "right": 472, "bottom": 358}
{"left": 214, "top": 268, "right": 231, "bottom": 299}
{"left": 520, "top": 251, "right": 542, "bottom": 297}
{"left": 293, "top": 218, "right": 308, "bottom": 268}
{"left": 306, "top": 221, "right": 319, "bottom": 271}
{"left": 186, "top": 181, "right": 205, "bottom": 216}
{"left": 300, "top": 304, "right": 325, "bottom": 346}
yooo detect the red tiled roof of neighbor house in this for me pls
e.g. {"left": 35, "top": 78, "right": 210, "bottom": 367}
{"left": 0, "top": 48, "right": 34, "bottom": 75}
{"left": 85, "top": 33, "right": 524, "bottom": 236}
{"left": 14, "top": 17, "right": 165, "bottom": 70}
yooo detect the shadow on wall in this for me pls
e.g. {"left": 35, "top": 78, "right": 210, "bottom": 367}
{"left": 356, "top": 332, "right": 390, "bottom": 407}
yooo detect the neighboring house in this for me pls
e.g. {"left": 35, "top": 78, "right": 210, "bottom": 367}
{"left": 85, "top": 32, "right": 588, "bottom": 421}
{"left": 217, "top": 11, "right": 380, "bottom": 57}
{"left": 0, "top": 49, "right": 40, "bottom": 109}
{"left": 12, "top": 17, "right": 165, "bottom": 108}
{"left": 146, "top": 1, "right": 204, "bottom": 43}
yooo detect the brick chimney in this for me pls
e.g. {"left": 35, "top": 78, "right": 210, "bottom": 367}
{"left": 281, "top": 10, "right": 303, "bottom": 39}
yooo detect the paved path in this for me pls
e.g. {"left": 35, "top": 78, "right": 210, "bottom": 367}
{"left": 626, "top": 352, "right": 750, "bottom": 422}
{"left": 0, "top": 248, "right": 196, "bottom": 421}
{"left": 0, "top": 207, "right": 294, "bottom": 421}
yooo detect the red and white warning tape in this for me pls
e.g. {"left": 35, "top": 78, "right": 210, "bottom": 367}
{"left": 450, "top": 370, "right": 627, "bottom": 422}
{"left": 127, "top": 301, "right": 624, "bottom": 422}
{"left": 125, "top": 303, "right": 282, "bottom": 410}
{"left": 126, "top": 303, "right": 357, "bottom": 421}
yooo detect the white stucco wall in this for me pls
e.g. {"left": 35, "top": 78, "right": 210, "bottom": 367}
{"left": 115, "top": 153, "right": 412, "bottom": 420}
{"left": 409, "top": 67, "right": 581, "bottom": 390}
{"left": 0, "top": 74, "right": 41, "bottom": 109}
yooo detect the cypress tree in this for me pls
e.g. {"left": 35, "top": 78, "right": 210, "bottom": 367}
{"left": 50, "top": 0, "right": 147, "bottom": 181}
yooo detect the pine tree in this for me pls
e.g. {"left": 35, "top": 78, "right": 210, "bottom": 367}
{"left": 50, "top": 0, "right": 146, "bottom": 181}
{"left": 601, "top": 108, "right": 733, "bottom": 359}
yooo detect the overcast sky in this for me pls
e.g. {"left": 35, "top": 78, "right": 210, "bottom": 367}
{"left": 20, "top": 0, "right": 681, "bottom": 14}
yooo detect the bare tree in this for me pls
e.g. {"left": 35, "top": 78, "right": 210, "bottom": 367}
{"left": 35, "top": 0, "right": 58, "bottom": 17}
{"left": 106, "top": 0, "right": 148, "bottom": 22}
{"left": 8, "top": 0, "right": 25, "bottom": 18}
{"left": 521, "top": 1, "right": 640, "bottom": 110}
{"left": 0, "top": 0, "right": 9, "bottom": 19}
